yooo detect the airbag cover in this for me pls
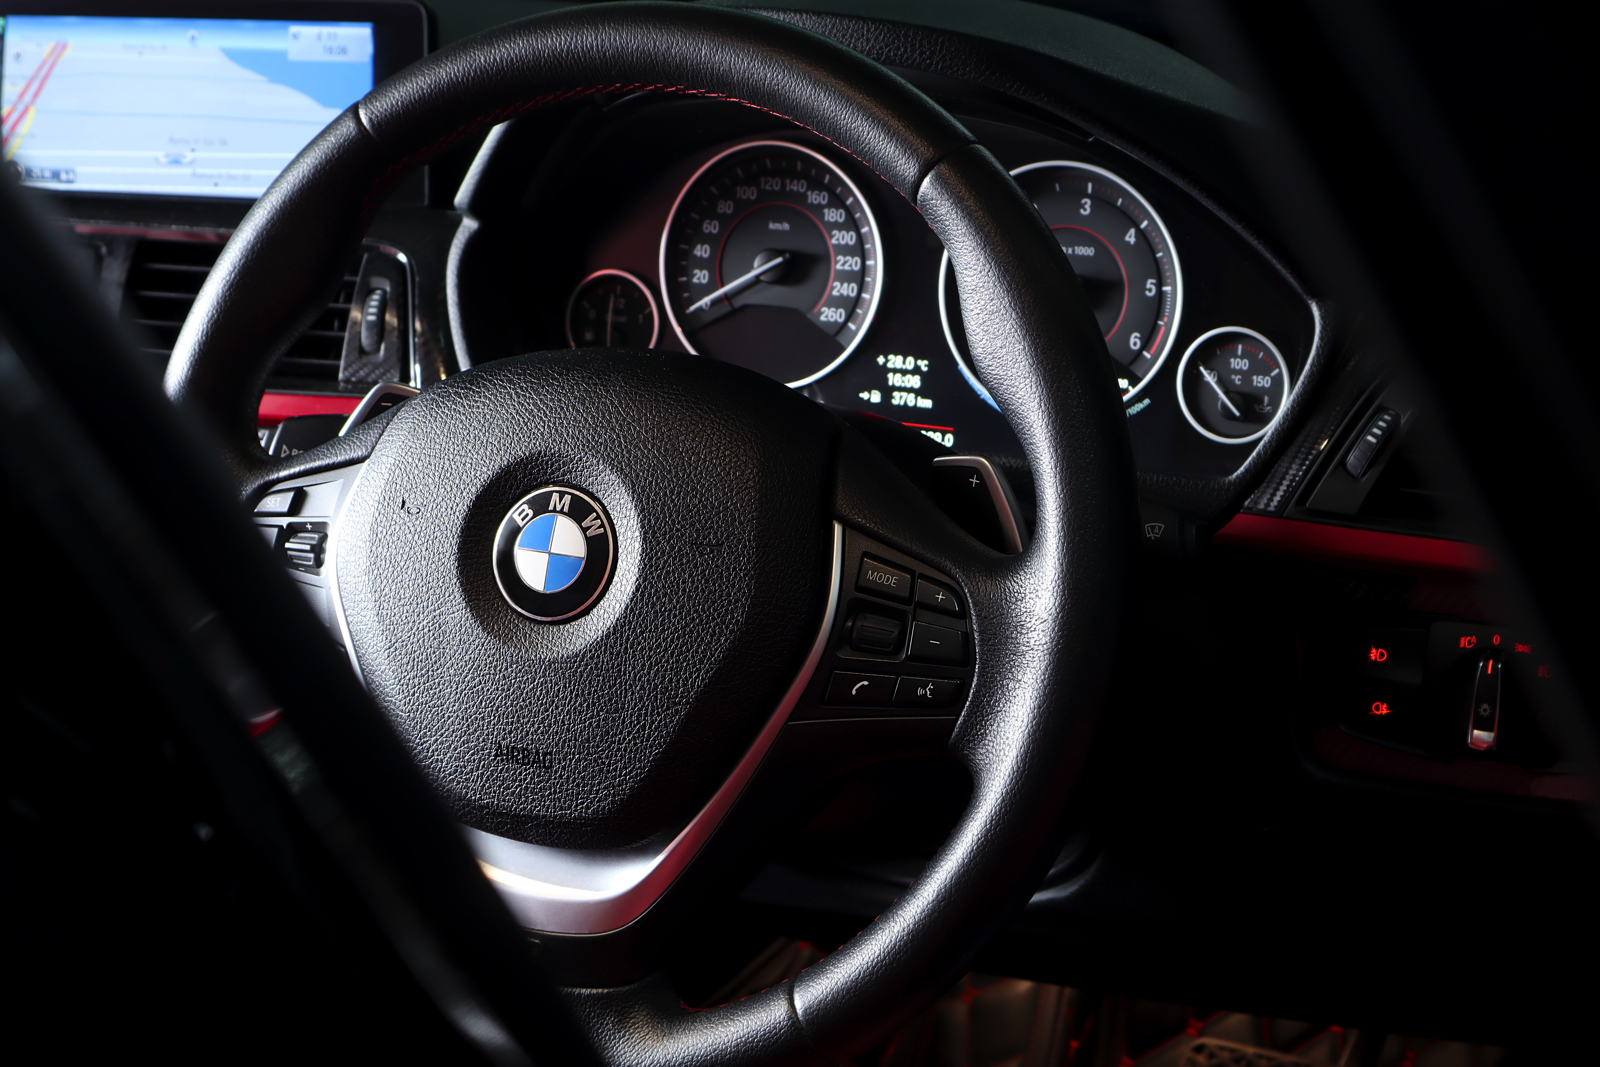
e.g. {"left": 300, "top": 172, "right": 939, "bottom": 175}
{"left": 334, "top": 350, "right": 836, "bottom": 849}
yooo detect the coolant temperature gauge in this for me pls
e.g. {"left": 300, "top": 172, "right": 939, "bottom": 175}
{"left": 1176, "top": 326, "right": 1291, "bottom": 444}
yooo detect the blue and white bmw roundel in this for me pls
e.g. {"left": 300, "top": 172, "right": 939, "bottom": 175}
{"left": 514, "top": 511, "right": 588, "bottom": 593}
{"left": 492, "top": 486, "right": 616, "bottom": 622}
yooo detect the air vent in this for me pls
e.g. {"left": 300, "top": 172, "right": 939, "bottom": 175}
{"left": 120, "top": 238, "right": 366, "bottom": 388}
{"left": 121, "top": 238, "right": 220, "bottom": 363}
{"left": 273, "top": 263, "right": 362, "bottom": 388}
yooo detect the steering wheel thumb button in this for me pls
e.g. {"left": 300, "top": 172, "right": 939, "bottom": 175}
{"left": 826, "top": 671, "right": 895, "bottom": 705}
{"left": 850, "top": 612, "right": 904, "bottom": 654}
{"left": 857, "top": 555, "right": 912, "bottom": 601}
{"left": 894, "top": 676, "right": 962, "bottom": 706}
{"left": 909, "top": 621, "right": 966, "bottom": 665}
{"left": 915, "top": 576, "right": 964, "bottom": 616}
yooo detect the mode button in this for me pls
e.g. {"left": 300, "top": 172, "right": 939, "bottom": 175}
{"left": 856, "top": 556, "right": 912, "bottom": 602}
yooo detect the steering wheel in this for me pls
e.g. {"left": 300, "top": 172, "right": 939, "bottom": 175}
{"left": 164, "top": 3, "right": 1135, "bottom": 1063}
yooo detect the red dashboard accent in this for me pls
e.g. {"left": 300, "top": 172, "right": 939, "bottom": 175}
{"left": 1215, "top": 514, "right": 1492, "bottom": 574}
{"left": 258, "top": 392, "right": 361, "bottom": 427}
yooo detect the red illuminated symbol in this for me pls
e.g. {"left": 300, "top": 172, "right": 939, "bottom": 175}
{"left": 1538, "top": 664, "right": 1555, "bottom": 679}
{"left": 1368, "top": 646, "right": 1388, "bottom": 662}
{"left": 1459, "top": 635, "right": 1476, "bottom": 648}
{"left": 1370, "top": 701, "right": 1393, "bottom": 716}
{"left": 1514, "top": 643, "right": 1532, "bottom": 654}
{"left": 1492, "top": 634, "right": 1501, "bottom": 645}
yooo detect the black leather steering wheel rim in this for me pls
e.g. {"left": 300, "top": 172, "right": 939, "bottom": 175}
{"left": 164, "top": 4, "right": 1136, "bottom": 1063}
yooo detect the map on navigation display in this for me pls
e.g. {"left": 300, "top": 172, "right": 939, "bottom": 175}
{"left": 1, "top": 15, "right": 374, "bottom": 198}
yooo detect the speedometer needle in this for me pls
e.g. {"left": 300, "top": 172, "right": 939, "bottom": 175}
{"left": 687, "top": 251, "right": 792, "bottom": 313}
{"left": 1200, "top": 366, "right": 1243, "bottom": 419}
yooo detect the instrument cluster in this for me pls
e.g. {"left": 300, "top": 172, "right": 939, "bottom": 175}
{"left": 492, "top": 102, "right": 1318, "bottom": 479}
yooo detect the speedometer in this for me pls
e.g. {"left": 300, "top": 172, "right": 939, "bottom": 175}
{"left": 659, "top": 141, "right": 883, "bottom": 387}
{"left": 939, "top": 160, "right": 1183, "bottom": 403}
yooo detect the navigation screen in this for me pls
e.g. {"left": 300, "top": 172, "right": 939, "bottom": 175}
{"left": 1, "top": 15, "right": 374, "bottom": 198}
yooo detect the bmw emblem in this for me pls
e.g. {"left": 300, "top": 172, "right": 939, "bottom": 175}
{"left": 492, "top": 486, "right": 615, "bottom": 621}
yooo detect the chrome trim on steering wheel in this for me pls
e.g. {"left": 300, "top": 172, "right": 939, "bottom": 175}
{"left": 339, "top": 381, "right": 419, "bottom": 436}
{"left": 469, "top": 522, "right": 844, "bottom": 934}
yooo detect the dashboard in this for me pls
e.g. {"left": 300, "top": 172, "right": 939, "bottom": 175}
{"left": 14, "top": 0, "right": 1594, "bottom": 1046}
{"left": 453, "top": 95, "right": 1322, "bottom": 481}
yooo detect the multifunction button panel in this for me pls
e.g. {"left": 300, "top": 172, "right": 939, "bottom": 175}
{"left": 791, "top": 527, "right": 974, "bottom": 722}
{"left": 250, "top": 463, "right": 367, "bottom": 647}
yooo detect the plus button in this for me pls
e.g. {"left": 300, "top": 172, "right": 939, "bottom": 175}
{"left": 914, "top": 575, "right": 964, "bottom": 618}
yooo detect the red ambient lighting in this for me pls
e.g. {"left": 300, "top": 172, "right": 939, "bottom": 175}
{"left": 1214, "top": 514, "right": 1491, "bottom": 574}
{"left": 1368, "top": 646, "right": 1388, "bottom": 662}
{"left": 1370, "top": 701, "right": 1394, "bottom": 716}
{"left": 247, "top": 708, "right": 281, "bottom": 738}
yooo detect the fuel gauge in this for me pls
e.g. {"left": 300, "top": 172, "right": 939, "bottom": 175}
{"left": 566, "top": 269, "right": 659, "bottom": 349}
{"left": 1176, "top": 327, "right": 1291, "bottom": 443}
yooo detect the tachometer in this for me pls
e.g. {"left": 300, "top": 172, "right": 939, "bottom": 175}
{"left": 660, "top": 141, "right": 883, "bottom": 387}
{"left": 940, "top": 160, "right": 1182, "bottom": 403}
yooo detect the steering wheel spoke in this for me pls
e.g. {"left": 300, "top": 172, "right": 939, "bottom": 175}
{"left": 458, "top": 505, "right": 971, "bottom": 989}
{"left": 503, "top": 428, "right": 1009, "bottom": 986}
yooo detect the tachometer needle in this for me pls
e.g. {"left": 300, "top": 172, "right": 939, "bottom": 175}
{"left": 686, "top": 251, "right": 792, "bottom": 313}
{"left": 1200, "top": 366, "right": 1242, "bottom": 418}
{"left": 604, "top": 290, "right": 615, "bottom": 347}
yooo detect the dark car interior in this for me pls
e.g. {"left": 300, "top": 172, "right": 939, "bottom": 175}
{"left": 2, "top": 1, "right": 1594, "bottom": 1064}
